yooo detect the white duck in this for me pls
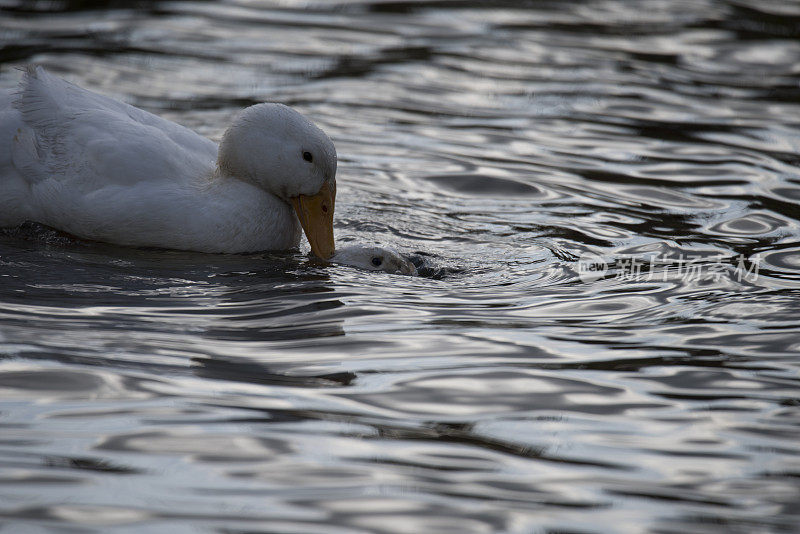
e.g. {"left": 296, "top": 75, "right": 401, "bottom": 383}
{"left": 0, "top": 66, "right": 337, "bottom": 258}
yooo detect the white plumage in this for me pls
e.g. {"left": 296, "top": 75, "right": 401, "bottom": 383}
{"left": 1, "top": 66, "right": 337, "bottom": 255}
{"left": 331, "top": 244, "right": 417, "bottom": 275}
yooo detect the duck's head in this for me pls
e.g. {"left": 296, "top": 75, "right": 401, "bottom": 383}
{"left": 332, "top": 245, "right": 418, "bottom": 276}
{"left": 218, "top": 103, "right": 337, "bottom": 259}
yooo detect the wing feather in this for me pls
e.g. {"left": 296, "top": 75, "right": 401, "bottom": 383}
{"left": 13, "top": 66, "right": 217, "bottom": 188}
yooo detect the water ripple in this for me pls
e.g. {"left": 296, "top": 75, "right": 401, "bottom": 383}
{"left": 1, "top": 0, "right": 800, "bottom": 532}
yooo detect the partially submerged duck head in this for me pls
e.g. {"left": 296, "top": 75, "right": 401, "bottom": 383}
{"left": 331, "top": 244, "right": 418, "bottom": 276}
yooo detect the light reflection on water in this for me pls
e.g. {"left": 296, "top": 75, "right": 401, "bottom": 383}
{"left": 1, "top": 0, "right": 800, "bottom": 532}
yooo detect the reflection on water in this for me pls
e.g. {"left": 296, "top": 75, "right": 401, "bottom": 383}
{"left": 1, "top": 0, "right": 800, "bottom": 532}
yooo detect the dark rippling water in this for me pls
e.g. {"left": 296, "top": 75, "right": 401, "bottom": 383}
{"left": 1, "top": 1, "right": 800, "bottom": 532}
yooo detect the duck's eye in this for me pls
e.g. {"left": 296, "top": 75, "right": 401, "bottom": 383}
{"left": 302, "top": 151, "right": 313, "bottom": 163}
{"left": 371, "top": 257, "right": 383, "bottom": 267}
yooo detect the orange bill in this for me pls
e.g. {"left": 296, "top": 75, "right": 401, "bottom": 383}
{"left": 290, "top": 180, "right": 335, "bottom": 260}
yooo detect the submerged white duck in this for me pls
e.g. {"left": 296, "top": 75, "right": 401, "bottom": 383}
{"left": 0, "top": 66, "right": 337, "bottom": 258}
{"left": 331, "top": 244, "right": 417, "bottom": 276}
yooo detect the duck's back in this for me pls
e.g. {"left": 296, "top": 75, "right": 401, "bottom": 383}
{"left": 2, "top": 67, "right": 219, "bottom": 221}
{"left": 13, "top": 67, "right": 215, "bottom": 180}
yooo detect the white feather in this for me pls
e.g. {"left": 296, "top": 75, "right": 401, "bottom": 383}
{"left": 332, "top": 244, "right": 417, "bottom": 276}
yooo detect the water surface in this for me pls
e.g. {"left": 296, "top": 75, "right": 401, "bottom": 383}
{"left": 1, "top": 1, "right": 799, "bottom": 532}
